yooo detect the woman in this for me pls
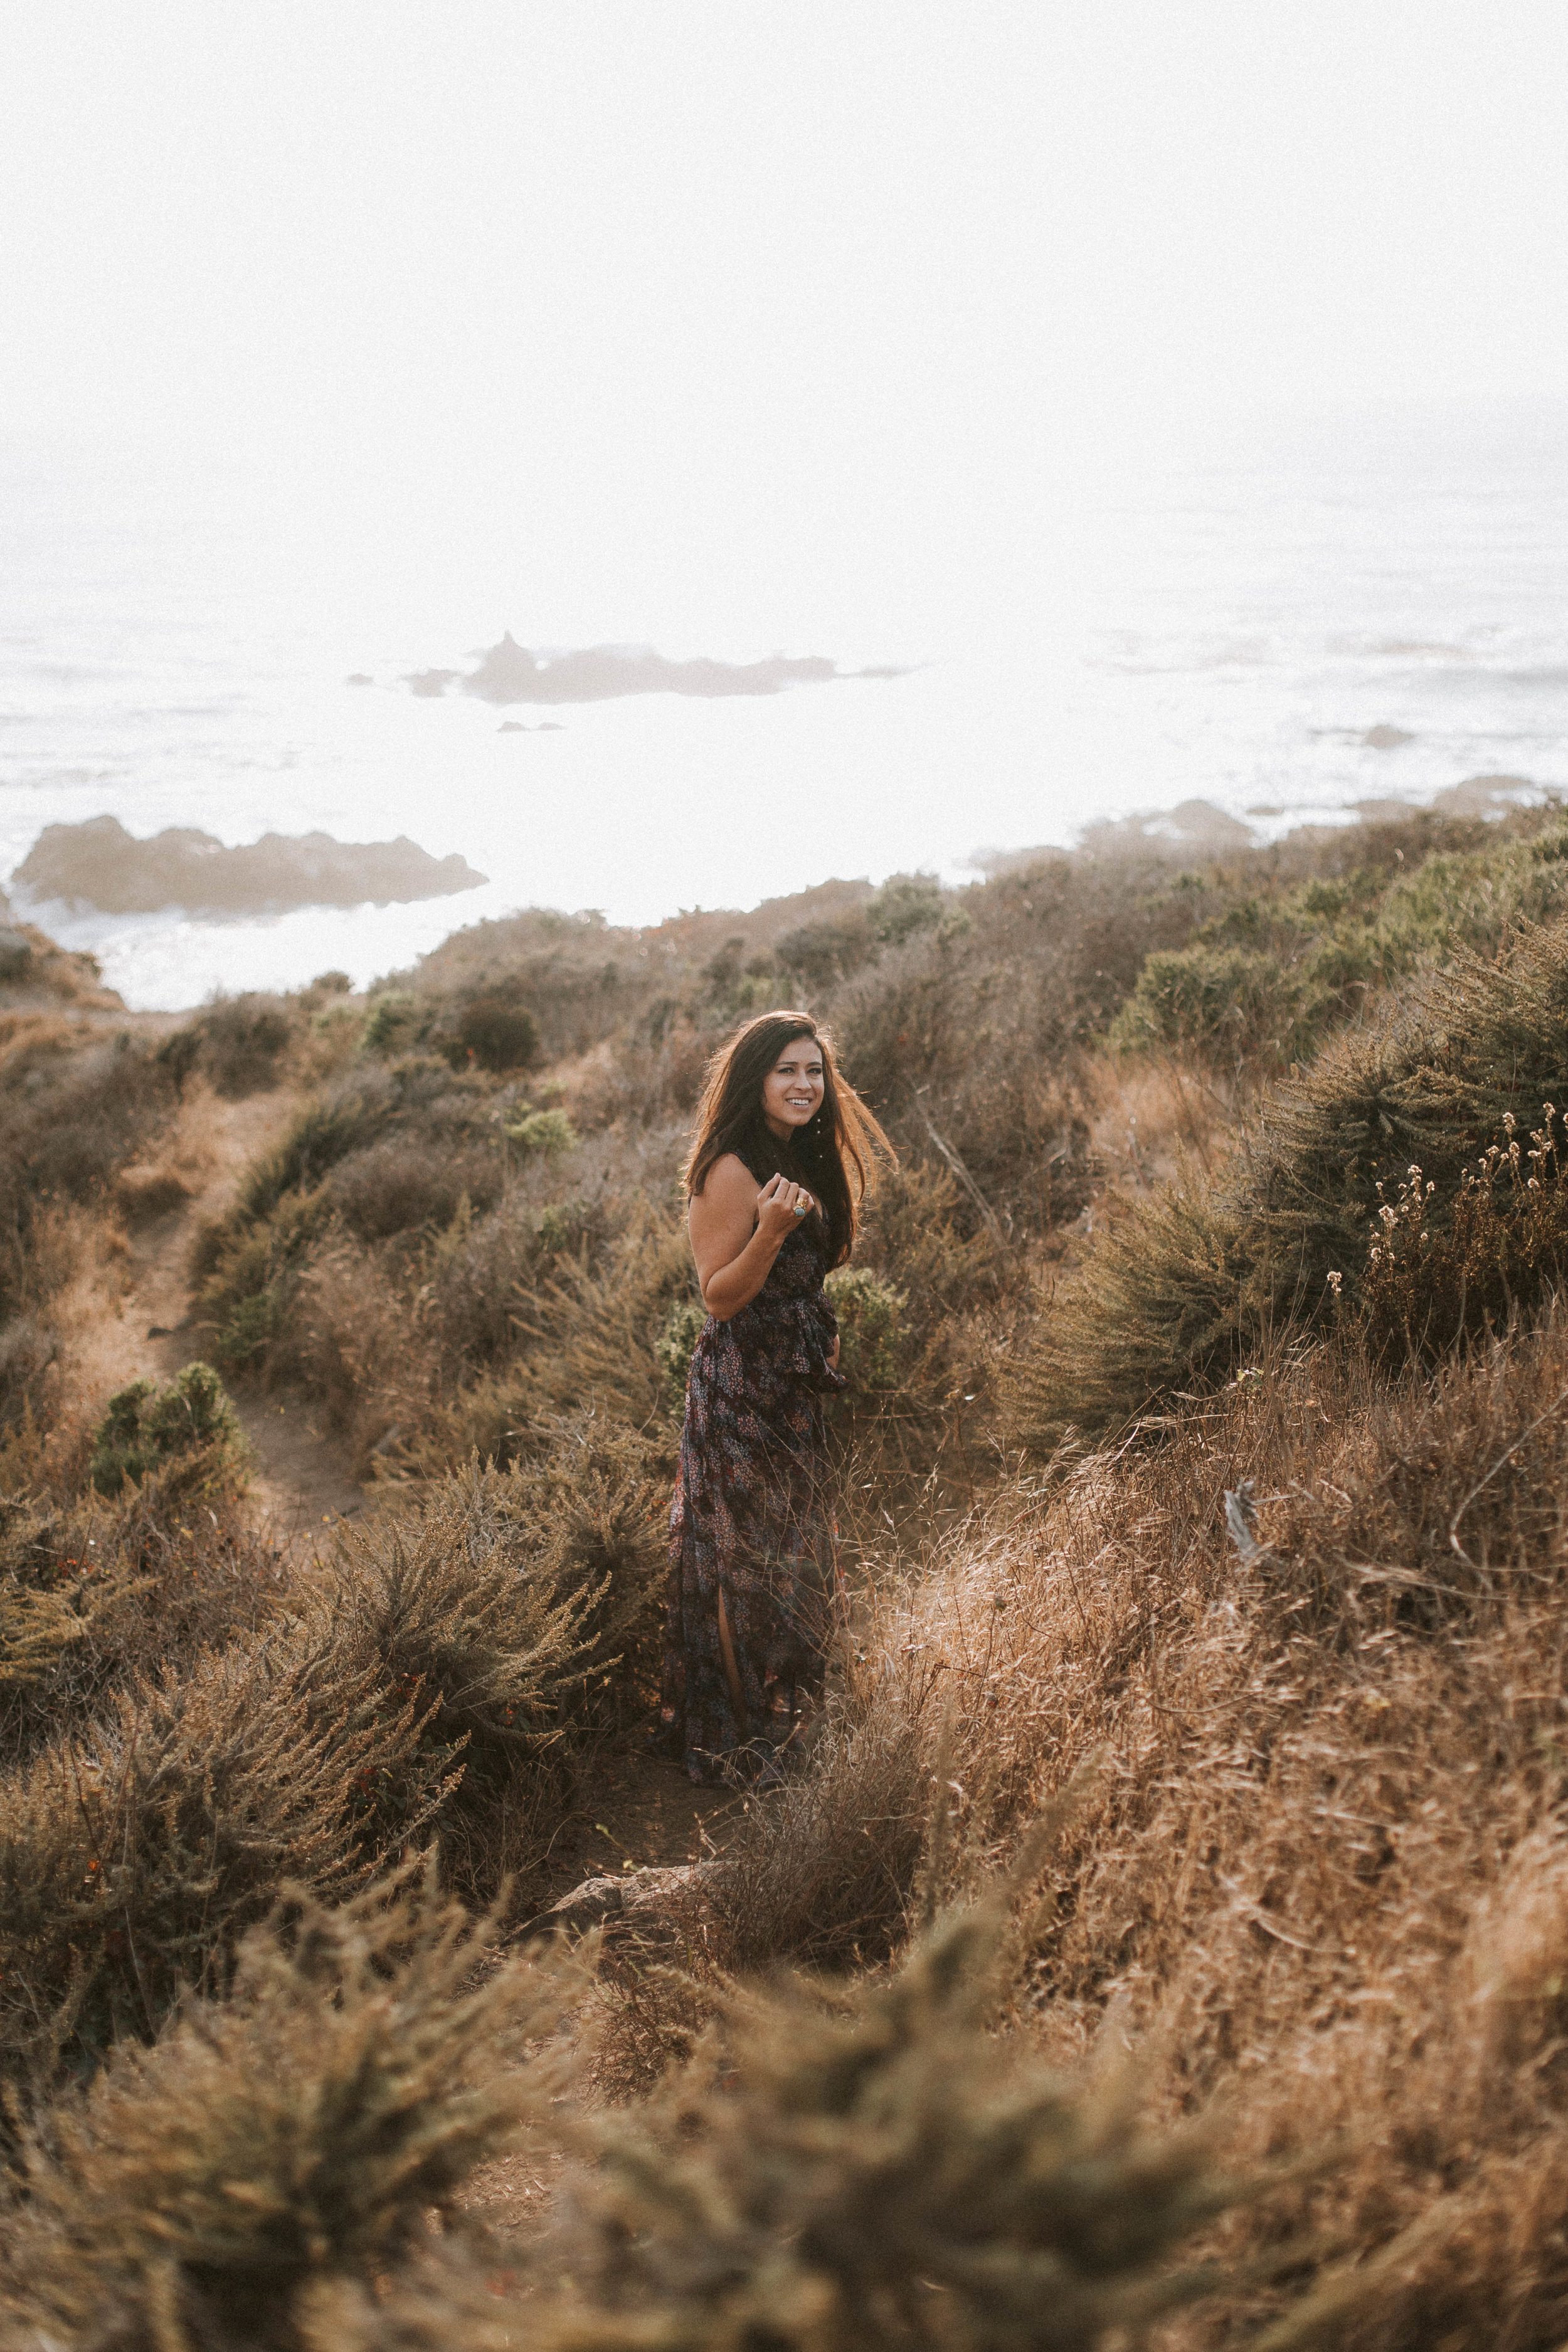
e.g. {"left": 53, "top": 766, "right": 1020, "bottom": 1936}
{"left": 659, "top": 1011, "right": 893, "bottom": 1784}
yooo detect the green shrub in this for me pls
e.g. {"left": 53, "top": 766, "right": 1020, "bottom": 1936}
{"left": 505, "top": 1106, "right": 578, "bottom": 1157}
{"left": 869, "top": 867, "right": 945, "bottom": 945}
{"left": 211, "top": 1284, "right": 280, "bottom": 1370}
{"left": 825, "top": 1265, "right": 908, "bottom": 1390}
{"left": 363, "top": 990, "right": 423, "bottom": 1054}
{"left": 1111, "top": 818, "right": 1568, "bottom": 1071}
{"left": 654, "top": 1295, "right": 707, "bottom": 1404}
{"left": 1110, "top": 940, "right": 1305, "bottom": 1062}
{"left": 88, "top": 1364, "right": 246, "bottom": 1497}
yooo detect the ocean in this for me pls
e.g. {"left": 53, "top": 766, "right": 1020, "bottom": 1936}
{"left": 2, "top": 397, "right": 1564, "bottom": 1010}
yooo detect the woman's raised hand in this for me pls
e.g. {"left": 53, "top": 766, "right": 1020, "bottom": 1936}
{"left": 755, "top": 1171, "right": 815, "bottom": 1242}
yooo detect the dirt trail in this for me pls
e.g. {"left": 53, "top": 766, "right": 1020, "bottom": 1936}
{"left": 67, "top": 1078, "right": 368, "bottom": 1549}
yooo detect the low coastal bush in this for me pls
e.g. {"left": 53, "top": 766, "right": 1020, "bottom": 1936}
{"left": 0, "top": 1636, "right": 450, "bottom": 2113}
{"left": 0, "top": 1869, "right": 581, "bottom": 2348}
{"left": 88, "top": 1362, "right": 246, "bottom": 1496}
{"left": 1011, "top": 922, "right": 1568, "bottom": 1450}
{"left": 452, "top": 994, "right": 539, "bottom": 1073}
{"left": 825, "top": 1264, "right": 908, "bottom": 1391}
{"left": 300, "top": 1463, "right": 605, "bottom": 1901}
{"left": 326, "top": 1136, "right": 504, "bottom": 1241}
{"left": 0, "top": 1444, "right": 665, "bottom": 2119}
{"left": 157, "top": 993, "right": 298, "bottom": 1099}
{"left": 504, "top": 1104, "right": 577, "bottom": 1157}
{"left": 0, "top": 1473, "right": 273, "bottom": 1764}
{"left": 0, "top": 1037, "right": 177, "bottom": 1343}
{"left": 1110, "top": 819, "right": 1568, "bottom": 1074}
{"left": 538, "top": 1893, "right": 1322, "bottom": 2352}
{"left": 654, "top": 1294, "right": 706, "bottom": 1406}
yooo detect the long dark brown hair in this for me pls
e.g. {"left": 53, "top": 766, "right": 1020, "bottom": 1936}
{"left": 684, "top": 1011, "right": 894, "bottom": 1266}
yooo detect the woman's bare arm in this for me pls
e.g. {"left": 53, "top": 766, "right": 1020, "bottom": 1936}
{"left": 691, "top": 1155, "right": 816, "bottom": 1319}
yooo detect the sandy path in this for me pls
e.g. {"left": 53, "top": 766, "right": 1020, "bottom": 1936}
{"left": 64, "top": 1077, "right": 367, "bottom": 1547}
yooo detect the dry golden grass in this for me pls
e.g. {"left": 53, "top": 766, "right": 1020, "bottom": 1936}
{"left": 721, "top": 1308, "right": 1568, "bottom": 2346}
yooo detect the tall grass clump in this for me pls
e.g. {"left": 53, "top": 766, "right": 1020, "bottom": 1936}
{"left": 1012, "top": 921, "right": 1568, "bottom": 1450}
{"left": 0, "top": 1471, "right": 275, "bottom": 1764}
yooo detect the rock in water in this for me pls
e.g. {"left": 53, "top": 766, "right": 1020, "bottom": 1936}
{"left": 401, "top": 632, "right": 896, "bottom": 704}
{"left": 13, "top": 816, "right": 488, "bottom": 917}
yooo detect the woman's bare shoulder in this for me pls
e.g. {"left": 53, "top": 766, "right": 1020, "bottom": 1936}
{"left": 694, "top": 1152, "right": 760, "bottom": 1202}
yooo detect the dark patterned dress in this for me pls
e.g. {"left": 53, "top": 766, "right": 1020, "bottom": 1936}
{"left": 659, "top": 1202, "right": 845, "bottom": 1785}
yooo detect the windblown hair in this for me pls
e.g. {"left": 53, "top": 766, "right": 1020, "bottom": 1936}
{"left": 684, "top": 1012, "right": 893, "bottom": 1266}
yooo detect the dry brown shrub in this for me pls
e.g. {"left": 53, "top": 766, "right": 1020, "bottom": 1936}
{"left": 0, "top": 1202, "right": 119, "bottom": 1427}
{"left": 0, "top": 1629, "right": 455, "bottom": 2114}
{"left": 1009, "top": 919, "right": 1568, "bottom": 1453}
{"left": 0, "top": 1865, "right": 583, "bottom": 2351}
{"left": 700, "top": 1680, "right": 929, "bottom": 1975}
{"left": 298, "top": 1446, "right": 666, "bottom": 1906}
{"left": 539, "top": 1895, "right": 1313, "bottom": 2352}
{"left": 0, "top": 1466, "right": 279, "bottom": 1764}
{"left": 325, "top": 1136, "right": 504, "bottom": 1242}
{"left": 405, "top": 1193, "right": 692, "bottom": 1475}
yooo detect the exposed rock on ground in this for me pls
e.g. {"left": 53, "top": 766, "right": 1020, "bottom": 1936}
{"left": 12, "top": 815, "right": 487, "bottom": 916}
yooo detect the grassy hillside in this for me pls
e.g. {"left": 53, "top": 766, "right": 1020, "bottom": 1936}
{"left": 6, "top": 800, "right": 1568, "bottom": 2346}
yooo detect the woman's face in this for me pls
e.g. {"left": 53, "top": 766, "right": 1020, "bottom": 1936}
{"left": 760, "top": 1034, "right": 825, "bottom": 1137}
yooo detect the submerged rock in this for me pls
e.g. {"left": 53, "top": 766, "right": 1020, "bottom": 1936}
{"left": 13, "top": 815, "right": 487, "bottom": 917}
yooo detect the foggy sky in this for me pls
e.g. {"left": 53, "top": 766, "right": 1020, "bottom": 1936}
{"left": 3, "top": 3, "right": 1565, "bottom": 656}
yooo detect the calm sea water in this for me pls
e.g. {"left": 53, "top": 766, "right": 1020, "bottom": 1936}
{"left": 2, "top": 400, "right": 1564, "bottom": 1009}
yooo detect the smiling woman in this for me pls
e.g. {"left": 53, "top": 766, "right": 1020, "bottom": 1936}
{"left": 658, "top": 1011, "right": 894, "bottom": 1784}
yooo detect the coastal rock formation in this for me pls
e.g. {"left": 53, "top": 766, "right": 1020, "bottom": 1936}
{"left": 1431, "top": 772, "right": 1539, "bottom": 816}
{"left": 405, "top": 633, "right": 904, "bottom": 706}
{"left": 978, "top": 798, "right": 1256, "bottom": 874}
{"left": 13, "top": 815, "right": 487, "bottom": 918}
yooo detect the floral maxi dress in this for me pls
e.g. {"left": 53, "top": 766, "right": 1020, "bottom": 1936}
{"left": 659, "top": 1208, "right": 844, "bottom": 1784}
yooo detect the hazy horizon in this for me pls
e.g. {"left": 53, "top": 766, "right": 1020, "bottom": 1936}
{"left": 3, "top": 4, "right": 1566, "bottom": 1003}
